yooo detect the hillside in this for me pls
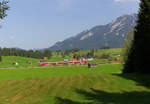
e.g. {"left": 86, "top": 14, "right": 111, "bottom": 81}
{"left": 49, "top": 14, "right": 137, "bottom": 51}
{"left": 0, "top": 56, "right": 39, "bottom": 68}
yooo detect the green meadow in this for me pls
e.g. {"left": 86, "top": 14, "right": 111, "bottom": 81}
{"left": 0, "top": 56, "right": 39, "bottom": 68}
{"left": 0, "top": 64, "right": 150, "bottom": 104}
{"left": 0, "top": 49, "right": 149, "bottom": 104}
{"left": 0, "top": 64, "right": 122, "bottom": 82}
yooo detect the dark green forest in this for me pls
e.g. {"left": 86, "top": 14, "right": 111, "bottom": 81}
{"left": 0, "top": 48, "right": 52, "bottom": 59}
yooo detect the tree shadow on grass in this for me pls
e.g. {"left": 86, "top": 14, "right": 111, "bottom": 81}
{"left": 56, "top": 73, "right": 150, "bottom": 104}
{"left": 56, "top": 88, "right": 150, "bottom": 104}
{"left": 117, "top": 73, "right": 150, "bottom": 88}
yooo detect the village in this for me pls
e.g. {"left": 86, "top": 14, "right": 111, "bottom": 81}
{"left": 0, "top": 53, "right": 121, "bottom": 69}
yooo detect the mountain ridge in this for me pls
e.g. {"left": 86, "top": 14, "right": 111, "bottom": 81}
{"left": 48, "top": 14, "right": 137, "bottom": 51}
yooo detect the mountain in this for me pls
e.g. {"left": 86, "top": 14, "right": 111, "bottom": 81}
{"left": 49, "top": 14, "right": 137, "bottom": 51}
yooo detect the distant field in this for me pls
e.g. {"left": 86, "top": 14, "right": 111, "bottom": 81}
{"left": 0, "top": 48, "right": 122, "bottom": 68}
{"left": 0, "top": 56, "right": 39, "bottom": 68}
{"left": 74, "top": 48, "right": 122, "bottom": 56}
{"left": 0, "top": 64, "right": 150, "bottom": 104}
{"left": 46, "top": 56, "right": 67, "bottom": 62}
{"left": 0, "top": 64, "right": 122, "bottom": 82}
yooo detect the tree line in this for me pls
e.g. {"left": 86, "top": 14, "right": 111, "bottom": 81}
{"left": 0, "top": 48, "right": 52, "bottom": 59}
{"left": 56, "top": 48, "right": 96, "bottom": 59}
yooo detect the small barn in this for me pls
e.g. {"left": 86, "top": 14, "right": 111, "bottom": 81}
{"left": 12, "top": 62, "right": 18, "bottom": 65}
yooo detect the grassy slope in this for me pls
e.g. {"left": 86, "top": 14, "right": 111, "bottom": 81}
{"left": 0, "top": 56, "right": 39, "bottom": 67}
{"left": 46, "top": 56, "right": 67, "bottom": 62}
{"left": 74, "top": 48, "right": 122, "bottom": 56}
{"left": 0, "top": 64, "right": 150, "bottom": 104}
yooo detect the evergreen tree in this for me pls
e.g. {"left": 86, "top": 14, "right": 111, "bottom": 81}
{"left": 43, "top": 50, "right": 52, "bottom": 59}
{"left": 123, "top": 0, "right": 150, "bottom": 73}
{"left": 122, "top": 29, "right": 134, "bottom": 63}
{"left": 0, "top": 55, "right": 2, "bottom": 62}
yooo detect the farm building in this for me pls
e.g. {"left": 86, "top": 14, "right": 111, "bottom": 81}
{"left": 12, "top": 62, "right": 19, "bottom": 65}
{"left": 69, "top": 58, "right": 78, "bottom": 61}
{"left": 114, "top": 58, "right": 121, "bottom": 61}
{"left": 87, "top": 58, "right": 94, "bottom": 61}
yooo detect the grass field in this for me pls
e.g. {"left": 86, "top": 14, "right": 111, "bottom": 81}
{"left": 0, "top": 64, "right": 122, "bottom": 82}
{"left": 74, "top": 48, "right": 122, "bottom": 56}
{"left": 0, "top": 64, "right": 150, "bottom": 104}
{"left": 0, "top": 48, "right": 122, "bottom": 68}
{"left": 0, "top": 56, "right": 40, "bottom": 68}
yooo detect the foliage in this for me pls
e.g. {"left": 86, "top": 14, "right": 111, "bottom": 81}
{"left": 86, "top": 50, "right": 94, "bottom": 58}
{"left": 0, "top": 48, "right": 52, "bottom": 59}
{"left": 100, "top": 53, "right": 110, "bottom": 59}
{"left": 73, "top": 54, "right": 80, "bottom": 59}
{"left": 0, "top": 55, "right": 2, "bottom": 62}
{"left": 122, "top": 29, "right": 134, "bottom": 63}
{"left": 0, "top": 0, "right": 9, "bottom": 19}
{"left": 123, "top": 0, "right": 150, "bottom": 73}
{"left": 59, "top": 48, "right": 80, "bottom": 58}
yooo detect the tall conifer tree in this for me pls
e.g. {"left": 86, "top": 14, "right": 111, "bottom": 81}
{"left": 123, "top": 0, "right": 150, "bottom": 73}
{"left": 0, "top": 55, "right": 2, "bottom": 62}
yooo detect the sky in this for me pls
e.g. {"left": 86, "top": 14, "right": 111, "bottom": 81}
{"left": 0, "top": 0, "right": 140, "bottom": 50}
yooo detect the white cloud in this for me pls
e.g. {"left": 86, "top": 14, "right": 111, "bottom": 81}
{"left": 114, "top": 0, "right": 139, "bottom": 2}
{"left": 56, "top": 0, "right": 73, "bottom": 11}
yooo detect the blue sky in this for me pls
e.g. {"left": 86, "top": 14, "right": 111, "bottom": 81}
{"left": 0, "top": 0, "right": 139, "bottom": 50}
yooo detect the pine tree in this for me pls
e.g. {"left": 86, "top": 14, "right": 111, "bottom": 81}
{"left": 123, "top": 0, "right": 150, "bottom": 73}
{"left": 0, "top": 55, "right": 2, "bottom": 62}
{"left": 122, "top": 29, "right": 134, "bottom": 63}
